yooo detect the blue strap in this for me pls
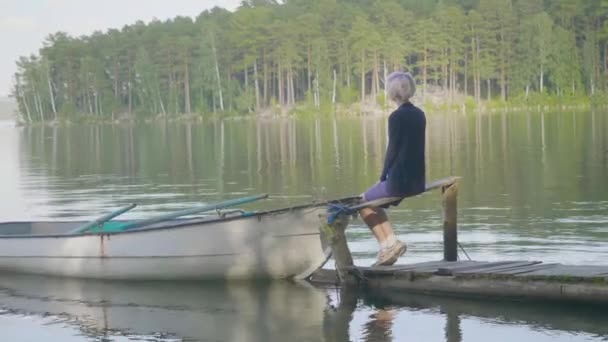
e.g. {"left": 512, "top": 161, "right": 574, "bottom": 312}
{"left": 327, "top": 203, "right": 355, "bottom": 224}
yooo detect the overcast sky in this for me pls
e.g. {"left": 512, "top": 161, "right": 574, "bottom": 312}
{"left": 0, "top": 0, "right": 242, "bottom": 97}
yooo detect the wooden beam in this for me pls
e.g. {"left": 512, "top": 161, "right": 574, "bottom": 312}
{"left": 349, "top": 176, "right": 461, "bottom": 211}
{"left": 442, "top": 181, "right": 459, "bottom": 262}
{"left": 427, "top": 176, "right": 461, "bottom": 191}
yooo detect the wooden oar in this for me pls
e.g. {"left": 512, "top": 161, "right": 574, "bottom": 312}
{"left": 68, "top": 203, "right": 137, "bottom": 234}
{"left": 119, "top": 193, "right": 268, "bottom": 231}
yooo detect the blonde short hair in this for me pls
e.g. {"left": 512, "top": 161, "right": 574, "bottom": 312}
{"left": 387, "top": 72, "right": 416, "bottom": 104}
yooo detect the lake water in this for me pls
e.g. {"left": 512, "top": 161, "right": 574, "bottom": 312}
{"left": 0, "top": 111, "right": 607, "bottom": 341}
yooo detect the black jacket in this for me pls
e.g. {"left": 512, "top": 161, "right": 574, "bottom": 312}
{"left": 380, "top": 102, "right": 426, "bottom": 196}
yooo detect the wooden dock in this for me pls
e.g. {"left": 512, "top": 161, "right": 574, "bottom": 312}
{"left": 310, "top": 260, "right": 608, "bottom": 304}
{"left": 313, "top": 176, "right": 608, "bottom": 305}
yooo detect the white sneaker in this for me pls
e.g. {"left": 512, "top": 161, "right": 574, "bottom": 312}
{"left": 372, "top": 248, "right": 390, "bottom": 266}
{"left": 373, "top": 240, "right": 407, "bottom": 266}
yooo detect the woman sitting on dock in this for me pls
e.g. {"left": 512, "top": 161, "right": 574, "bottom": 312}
{"left": 359, "top": 71, "right": 426, "bottom": 266}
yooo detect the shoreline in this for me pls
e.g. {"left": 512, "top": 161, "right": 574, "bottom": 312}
{"left": 8, "top": 101, "right": 608, "bottom": 127}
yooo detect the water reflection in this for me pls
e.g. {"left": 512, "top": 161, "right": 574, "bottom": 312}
{"left": 361, "top": 288, "right": 608, "bottom": 342}
{"left": 1, "top": 274, "right": 607, "bottom": 341}
{"left": 0, "top": 275, "right": 327, "bottom": 341}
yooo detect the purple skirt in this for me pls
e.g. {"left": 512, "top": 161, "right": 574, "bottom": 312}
{"left": 362, "top": 181, "right": 404, "bottom": 208}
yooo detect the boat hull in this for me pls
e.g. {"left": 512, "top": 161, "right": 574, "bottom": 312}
{"left": 0, "top": 204, "right": 333, "bottom": 280}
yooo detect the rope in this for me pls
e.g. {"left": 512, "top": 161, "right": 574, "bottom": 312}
{"left": 458, "top": 242, "right": 472, "bottom": 261}
{"left": 326, "top": 203, "right": 355, "bottom": 224}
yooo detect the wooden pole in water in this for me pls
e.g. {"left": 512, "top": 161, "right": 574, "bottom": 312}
{"left": 321, "top": 214, "right": 356, "bottom": 285}
{"left": 323, "top": 285, "right": 358, "bottom": 341}
{"left": 442, "top": 181, "right": 459, "bottom": 262}
{"left": 444, "top": 304, "right": 463, "bottom": 342}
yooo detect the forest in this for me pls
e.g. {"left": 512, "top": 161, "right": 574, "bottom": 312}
{"left": 10, "top": 0, "right": 608, "bottom": 122}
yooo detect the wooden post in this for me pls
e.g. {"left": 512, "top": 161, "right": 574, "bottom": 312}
{"left": 442, "top": 182, "right": 459, "bottom": 262}
{"left": 322, "top": 285, "right": 358, "bottom": 341}
{"left": 445, "top": 306, "right": 463, "bottom": 342}
{"left": 320, "top": 213, "right": 356, "bottom": 285}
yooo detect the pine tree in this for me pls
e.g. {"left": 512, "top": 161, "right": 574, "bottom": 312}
{"left": 10, "top": 0, "right": 607, "bottom": 122}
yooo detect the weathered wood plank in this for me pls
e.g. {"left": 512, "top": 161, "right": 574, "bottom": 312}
{"left": 456, "top": 261, "right": 542, "bottom": 274}
{"left": 435, "top": 261, "right": 514, "bottom": 276}
{"left": 409, "top": 260, "right": 478, "bottom": 270}
{"left": 348, "top": 177, "right": 460, "bottom": 211}
{"left": 352, "top": 261, "right": 464, "bottom": 276}
{"left": 355, "top": 261, "right": 465, "bottom": 273}
{"left": 427, "top": 176, "right": 461, "bottom": 191}
{"left": 410, "top": 261, "right": 481, "bottom": 274}
{"left": 497, "top": 263, "right": 560, "bottom": 275}
{"left": 437, "top": 261, "right": 537, "bottom": 276}
{"left": 521, "top": 265, "right": 608, "bottom": 278}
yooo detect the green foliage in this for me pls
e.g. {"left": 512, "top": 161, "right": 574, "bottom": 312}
{"left": 337, "top": 86, "right": 357, "bottom": 105}
{"left": 590, "top": 92, "right": 608, "bottom": 107}
{"left": 464, "top": 96, "right": 477, "bottom": 112}
{"left": 10, "top": 0, "right": 608, "bottom": 122}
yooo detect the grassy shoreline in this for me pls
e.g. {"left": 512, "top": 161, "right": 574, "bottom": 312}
{"left": 12, "top": 96, "right": 608, "bottom": 126}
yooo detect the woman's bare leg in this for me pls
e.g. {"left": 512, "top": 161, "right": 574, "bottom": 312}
{"left": 359, "top": 207, "right": 389, "bottom": 246}
{"left": 360, "top": 206, "right": 406, "bottom": 265}
{"left": 367, "top": 208, "right": 398, "bottom": 247}
{"left": 381, "top": 220, "right": 398, "bottom": 246}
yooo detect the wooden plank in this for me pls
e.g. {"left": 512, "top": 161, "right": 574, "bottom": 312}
{"left": 436, "top": 261, "right": 514, "bottom": 276}
{"left": 455, "top": 261, "right": 542, "bottom": 275}
{"left": 496, "top": 263, "right": 560, "bottom": 275}
{"left": 348, "top": 197, "right": 402, "bottom": 211}
{"left": 437, "top": 261, "right": 531, "bottom": 276}
{"left": 426, "top": 176, "right": 461, "bottom": 191}
{"left": 352, "top": 261, "right": 472, "bottom": 276}
{"left": 352, "top": 264, "right": 435, "bottom": 276}
{"left": 411, "top": 261, "right": 482, "bottom": 274}
{"left": 351, "top": 261, "right": 608, "bottom": 280}
{"left": 355, "top": 261, "right": 457, "bottom": 273}
{"left": 521, "top": 265, "right": 608, "bottom": 278}
{"left": 348, "top": 177, "right": 460, "bottom": 211}
{"left": 407, "top": 261, "right": 478, "bottom": 272}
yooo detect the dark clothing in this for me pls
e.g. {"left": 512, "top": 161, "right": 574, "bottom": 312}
{"left": 380, "top": 102, "right": 426, "bottom": 197}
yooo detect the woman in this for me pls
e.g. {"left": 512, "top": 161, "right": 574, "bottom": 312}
{"left": 359, "top": 71, "right": 426, "bottom": 266}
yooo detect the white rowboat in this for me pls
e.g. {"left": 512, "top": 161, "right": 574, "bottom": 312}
{"left": 0, "top": 200, "right": 353, "bottom": 280}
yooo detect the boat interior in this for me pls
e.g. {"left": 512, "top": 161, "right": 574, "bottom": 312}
{"left": 0, "top": 214, "right": 254, "bottom": 236}
{"left": 0, "top": 217, "right": 246, "bottom": 236}
{"left": 0, "top": 197, "right": 358, "bottom": 237}
{"left": 0, "top": 221, "right": 99, "bottom": 236}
